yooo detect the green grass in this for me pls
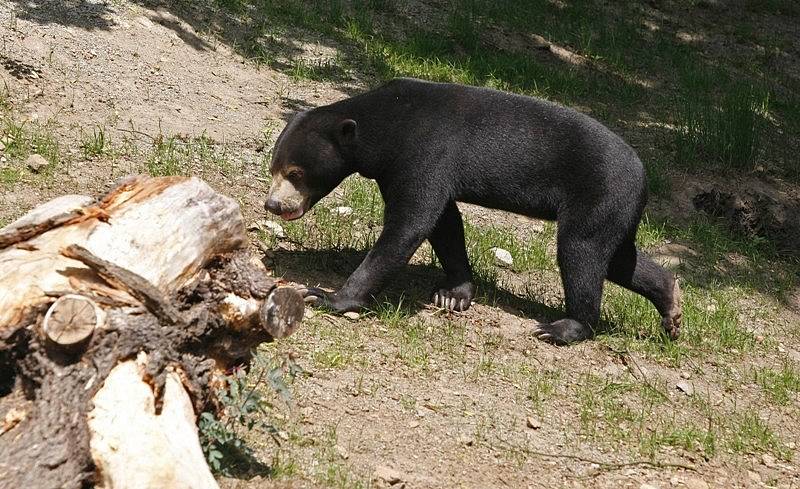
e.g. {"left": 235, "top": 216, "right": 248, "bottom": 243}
{"left": 80, "top": 126, "right": 112, "bottom": 159}
{"left": 755, "top": 363, "right": 800, "bottom": 405}
{"left": 145, "top": 134, "right": 236, "bottom": 177}
{"left": 675, "top": 66, "right": 769, "bottom": 172}
{"left": 0, "top": 113, "right": 60, "bottom": 180}
{"left": 0, "top": 167, "right": 21, "bottom": 186}
{"left": 572, "top": 373, "right": 792, "bottom": 460}
{"left": 289, "top": 57, "right": 349, "bottom": 82}
{"left": 215, "top": 0, "right": 796, "bottom": 183}
{"left": 727, "top": 412, "right": 791, "bottom": 460}
{"left": 463, "top": 219, "right": 555, "bottom": 286}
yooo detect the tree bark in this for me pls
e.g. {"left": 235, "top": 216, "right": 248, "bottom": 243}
{"left": 0, "top": 175, "right": 304, "bottom": 489}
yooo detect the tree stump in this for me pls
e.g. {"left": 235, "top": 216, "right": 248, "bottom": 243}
{"left": 0, "top": 175, "right": 305, "bottom": 489}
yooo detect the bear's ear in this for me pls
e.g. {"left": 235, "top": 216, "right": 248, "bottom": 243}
{"left": 336, "top": 119, "right": 358, "bottom": 146}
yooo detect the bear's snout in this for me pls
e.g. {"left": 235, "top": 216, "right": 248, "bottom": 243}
{"left": 264, "top": 197, "right": 284, "bottom": 215}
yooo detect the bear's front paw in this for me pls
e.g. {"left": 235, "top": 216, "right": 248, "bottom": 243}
{"left": 532, "top": 319, "right": 594, "bottom": 346}
{"left": 297, "top": 286, "right": 363, "bottom": 313}
{"left": 432, "top": 281, "right": 475, "bottom": 312}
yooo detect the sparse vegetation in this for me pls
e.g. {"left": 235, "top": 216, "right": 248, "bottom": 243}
{"left": 2, "top": 0, "right": 799, "bottom": 486}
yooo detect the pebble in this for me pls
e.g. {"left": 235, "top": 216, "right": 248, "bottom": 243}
{"left": 25, "top": 154, "right": 48, "bottom": 172}
{"left": 334, "top": 444, "right": 349, "bottom": 460}
{"left": 639, "top": 484, "right": 659, "bottom": 489}
{"left": 249, "top": 219, "right": 285, "bottom": 238}
{"left": 526, "top": 416, "right": 542, "bottom": 429}
{"left": 333, "top": 206, "right": 353, "bottom": 216}
{"left": 676, "top": 380, "right": 694, "bottom": 396}
{"left": 490, "top": 247, "right": 513, "bottom": 267}
{"left": 684, "top": 477, "right": 709, "bottom": 489}
{"left": 343, "top": 311, "right": 360, "bottom": 320}
{"left": 374, "top": 465, "right": 404, "bottom": 485}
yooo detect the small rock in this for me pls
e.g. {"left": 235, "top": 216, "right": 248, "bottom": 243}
{"left": 680, "top": 371, "right": 691, "bottom": 379}
{"left": 374, "top": 465, "right": 404, "bottom": 485}
{"left": 249, "top": 219, "right": 285, "bottom": 238}
{"left": 490, "top": 247, "right": 513, "bottom": 267}
{"left": 526, "top": 416, "right": 542, "bottom": 429}
{"left": 640, "top": 484, "right": 659, "bottom": 489}
{"left": 651, "top": 243, "right": 698, "bottom": 270}
{"left": 676, "top": 380, "right": 695, "bottom": 396}
{"left": 343, "top": 311, "right": 360, "bottom": 320}
{"left": 408, "top": 421, "right": 420, "bottom": 428}
{"left": 456, "top": 435, "right": 473, "bottom": 446}
{"left": 334, "top": 444, "right": 349, "bottom": 460}
{"left": 25, "top": 154, "right": 48, "bottom": 172}
{"left": 684, "top": 477, "right": 709, "bottom": 489}
{"left": 761, "top": 453, "right": 776, "bottom": 467}
{"left": 747, "top": 470, "right": 761, "bottom": 482}
{"left": 333, "top": 206, "right": 353, "bottom": 216}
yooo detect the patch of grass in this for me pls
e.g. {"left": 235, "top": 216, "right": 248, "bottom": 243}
{"left": 576, "top": 374, "right": 640, "bottom": 442}
{"left": 635, "top": 214, "right": 668, "bottom": 250}
{"left": 430, "top": 318, "right": 468, "bottom": 363}
{"left": 727, "top": 412, "right": 791, "bottom": 460}
{"left": 306, "top": 316, "right": 368, "bottom": 370}
{"left": 0, "top": 114, "right": 60, "bottom": 177}
{"left": 312, "top": 426, "right": 368, "bottom": 489}
{"left": 80, "top": 126, "right": 111, "bottom": 159}
{"left": 395, "top": 319, "right": 431, "bottom": 371}
{"left": 602, "top": 281, "right": 755, "bottom": 365}
{"left": 675, "top": 61, "right": 769, "bottom": 171}
{"left": 289, "top": 56, "right": 349, "bottom": 82}
{"left": 463, "top": 219, "right": 554, "bottom": 286}
{"left": 754, "top": 363, "right": 800, "bottom": 405}
{"left": 514, "top": 364, "right": 560, "bottom": 413}
{"left": 447, "top": 0, "right": 480, "bottom": 52}
{"left": 0, "top": 167, "right": 21, "bottom": 186}
{"left": 643, "top": 158, "right": 671, "bottom": 197}
{"left": 370, "top": 300, "right": 432, "bottom": 370}
{"left": 640, "top": 422, "right": 718, "bottom": 459}
{"left": 146, "top": 134, "right": 235, "bottom": 178}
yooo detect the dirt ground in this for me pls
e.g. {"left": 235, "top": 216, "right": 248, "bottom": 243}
{"left": 1, "top": 1, "right": 798, "bottom": 488}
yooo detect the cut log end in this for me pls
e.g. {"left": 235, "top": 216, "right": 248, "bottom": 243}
{"left": 260, "top": 286, "right": 305, "bottom": 339}
{"left": 43, "top": 294, "right": 104, "bottom": 347}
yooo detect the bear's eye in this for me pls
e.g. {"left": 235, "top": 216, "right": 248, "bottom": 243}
{"left": 286, "top": 169, "right": 304, "bottom": 181}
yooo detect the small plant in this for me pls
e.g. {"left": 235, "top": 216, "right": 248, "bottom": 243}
{"left": 199, "top": 357, "right": 303, "bottom": 476}
{"left": 147, "top": 135, "right": 184, "bottom": 176}
{"left": 80, "top": 126, "right": 111, "bottom": 159}
{"left": 0, "top": 166, "right": 21, "bottom": 186}
{"left": 755, "top": 363, "right": 800, "bottom": 405}
{"left": 448, "top": 0, "right": 480, "bottom": 52}
{"left": 675, "top": 63, "right": 768, "bottom": 171}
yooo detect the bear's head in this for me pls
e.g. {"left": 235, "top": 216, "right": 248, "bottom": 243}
{"left": 265, "top": 110, "right": 357, "bottom": 221}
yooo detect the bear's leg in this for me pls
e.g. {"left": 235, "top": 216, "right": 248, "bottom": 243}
{"left": 429, "top": 202, "right": 475, "bottom": 311}
{"left": 606, "top": 240, "right": 682, "bottom": 339}
{"left": 533, "top": 231, "right": 612, "bottom": 345}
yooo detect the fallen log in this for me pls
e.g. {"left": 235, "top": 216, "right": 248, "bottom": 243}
{"left": 0, "top": 175, "right": 304, "bottom": 489}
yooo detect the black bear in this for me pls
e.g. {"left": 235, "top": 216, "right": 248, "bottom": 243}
{"left": 265, "top": 78, "right": 681, "bottom": 344}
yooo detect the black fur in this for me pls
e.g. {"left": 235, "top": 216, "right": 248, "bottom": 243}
{"left": 267, "top": 78, "right": 681, "bottom": 344}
